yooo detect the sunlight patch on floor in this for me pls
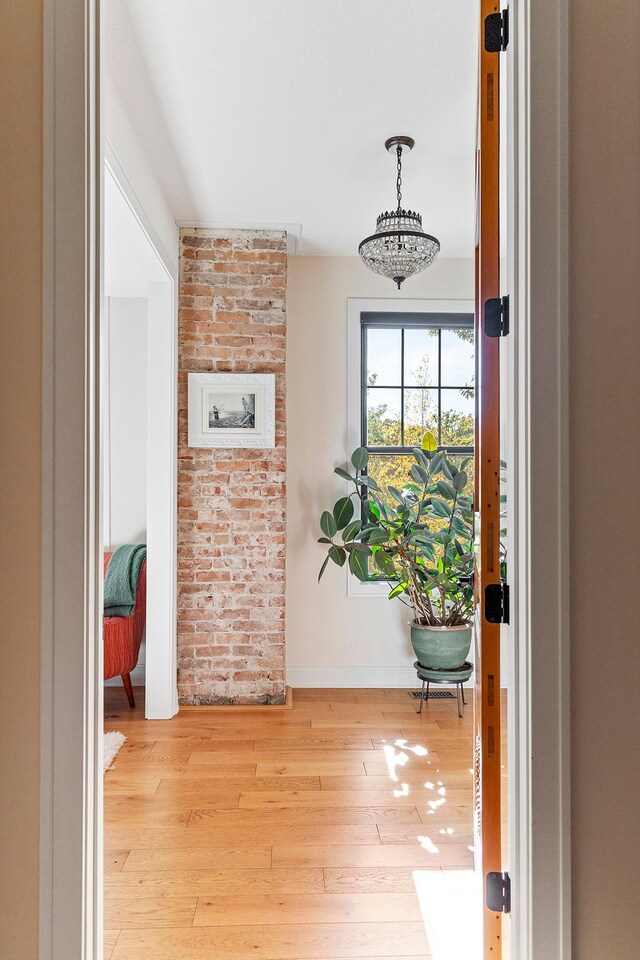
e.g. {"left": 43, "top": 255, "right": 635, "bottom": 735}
{"left": 413, "top": 869, "right": 482, "bottom": 960}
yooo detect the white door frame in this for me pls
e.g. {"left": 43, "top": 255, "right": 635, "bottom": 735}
{"left": 40, "top": 0, "right": 570, "bottom": 958}
{"left": 144, "top": 278, "right": 179, "bottom": 719}
{"left": 103, "top": 158, "right": 179, "bottom": 721}
{"left": 508, "top": 2, "right": 570, "bottom": 955}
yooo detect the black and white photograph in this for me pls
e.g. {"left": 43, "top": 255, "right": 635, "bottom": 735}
{"left": 188, "top": 372, "right": 275, "bottom": 448}
{"left": 206, "top": 392, "right": 256, "bottom": 429}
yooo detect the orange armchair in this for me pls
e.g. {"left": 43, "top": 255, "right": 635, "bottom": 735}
{"left": 103, "top": 552, "right": 147, "bottom": 706}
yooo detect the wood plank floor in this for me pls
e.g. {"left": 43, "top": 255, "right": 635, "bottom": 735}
{"left": 104, "top": 686, "right": 478, "bottom": 960}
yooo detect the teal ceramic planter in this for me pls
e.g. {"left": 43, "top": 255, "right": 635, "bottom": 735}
{"left": 409, "top": 621, "right": 472, "bottom": 670}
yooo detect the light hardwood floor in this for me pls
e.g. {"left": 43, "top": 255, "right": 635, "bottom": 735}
{"left": 104, "top": 686, "right": 480, "bottom": 960}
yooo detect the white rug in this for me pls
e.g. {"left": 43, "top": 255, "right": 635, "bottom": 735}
{"left": 103, "top": 731, "right": 126, "bottom": 772}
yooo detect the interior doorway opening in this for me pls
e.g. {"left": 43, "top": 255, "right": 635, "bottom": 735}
{"left": 36, "top": 0, "right": 572, "bottom": 957}
{"left": 103, "top": 162, "right": 178, "bottom": 720}
{"left": 101, "top": 0, "right": 512, "bottom": 953}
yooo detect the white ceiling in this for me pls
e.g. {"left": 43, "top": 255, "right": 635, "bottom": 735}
{"left": 106, "top": 0, "right": 477, "bottom": 257}
{"left": 104, "top": 167, "right": 169, "bottom": 296}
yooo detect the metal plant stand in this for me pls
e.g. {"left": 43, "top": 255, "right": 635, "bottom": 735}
{"left": 413, "top": 660, "right": 474, "bottom": 718}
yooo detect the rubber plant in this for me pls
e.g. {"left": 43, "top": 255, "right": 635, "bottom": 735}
{"left": 317, "top": 431, "right": 475, "bottom": 626}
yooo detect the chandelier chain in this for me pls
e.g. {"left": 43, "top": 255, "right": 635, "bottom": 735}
{"left": 396, "top": 145, "right": 403, "bottom": 212}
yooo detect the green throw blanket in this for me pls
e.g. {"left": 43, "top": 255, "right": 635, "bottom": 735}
{"left": 104, "top": 544, "right": 147, "bottom": 617}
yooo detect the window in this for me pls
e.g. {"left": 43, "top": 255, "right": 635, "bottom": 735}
{"left": 346, "top": 300, "right": 475, "bottom": 593}
{"left": 361, "top": 311, "right": 475, "bottom": 503}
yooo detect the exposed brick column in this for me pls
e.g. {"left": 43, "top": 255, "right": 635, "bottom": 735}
{"left": 177, "top": 229, "right": 287, "bottom": 704}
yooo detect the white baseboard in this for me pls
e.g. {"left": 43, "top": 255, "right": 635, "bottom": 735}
{"left": 104, "top": 662, "right": 146, "bottom": 688}
{"left": 286, "top": 664, "right": 507, "bottom": 689}
{"left": 286, "top": 665, "right": 434, "bottom": 688}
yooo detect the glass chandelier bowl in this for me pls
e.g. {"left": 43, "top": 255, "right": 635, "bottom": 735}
{"left": 358, "top": 136, "right": 440, "bottom": 289}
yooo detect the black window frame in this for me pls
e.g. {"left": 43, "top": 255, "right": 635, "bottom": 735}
{"left": 360, "top": 311, "right": 475, "bottom": 456}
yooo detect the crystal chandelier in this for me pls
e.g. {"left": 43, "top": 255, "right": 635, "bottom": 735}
{"left": 358, "top": 136, "right": 440, "bottom": 289}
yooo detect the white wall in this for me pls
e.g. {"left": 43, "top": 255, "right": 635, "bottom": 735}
{"left": 286, "top": 256, "right": 475, "bottom": 687}
{"left": 103, "top": 297, "right": 148, "bottom": 684}
{"left": 104, "top": 297, "right": 148, "bottom": 548}
{"left": 105, "top": 69, "right": 178, "bottom": 270}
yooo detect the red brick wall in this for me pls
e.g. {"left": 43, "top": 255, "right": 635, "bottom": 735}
{"left": 177, "top": 228, "right": 287, "bottom": 704}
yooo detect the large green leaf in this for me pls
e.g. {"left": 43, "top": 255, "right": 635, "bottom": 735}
{"left": 375, "top": 550, "right": 396, "bottom": 578}
{"left": 388, "top": 581, "right": 408, "bottom": 599}
{"left": 431, "top": 498, "right": 452, "bottom": 518}
{"left": 351, "top": 543, "right": 372, "bottom": 556}
{"left": 351, "top": 447, "right": 369, "bottom": 471}
{"left": 333, "top": 497, "right": 354, "bottom": 530}
{"left": 452, "top": 471, "right": 468, "bottom": 491}
{"left": 328, "top": 545, "right": 347, "bottom": 567}
{"left": 437, "top": 480, "right": 456, "bottom": 500}
{"left": 334, "top": 466, "right": 356, "bottom": 482}
{"left": 415, "top": 540, "right": 436, "bottom": 560}
{"left": 430, "top": 452, "right": 444, "bottom": 475}
{"left": 411, "top": 464, "right": 430, "bottom": 485}
{"left": 349, "top": 550, "right": 370, "bottom": 581}
{"left": 342, "top": 519, "right": 362, "bottom": 542}
{"left": 320, "top": 511, "right": 338, "bottom": 538}
{"left": 366, "top": 527, "right": 390, "bottom": 545}
{"left": 318, "top": 555, "right": 330, "bottom": 582}
{"left": 355, "top": 475, "right": 380, "bottom": 490}
{"left": 388, "top": 486, "right": 406, "bottom": 504}
{"left": 359, "top": 523, "right": 379, "bottom": 536}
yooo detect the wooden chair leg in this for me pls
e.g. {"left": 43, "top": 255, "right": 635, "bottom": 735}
{"left": 121, "top": 672, "right": 135, "bottom": 708}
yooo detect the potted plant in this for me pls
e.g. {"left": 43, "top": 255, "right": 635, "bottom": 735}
{"left": 317, "top": 432, "right": 475, "bottom": 670}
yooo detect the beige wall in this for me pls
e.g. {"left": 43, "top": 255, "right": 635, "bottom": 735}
{"left": 569, "top": 3, "right": 640, "bottom": 956}
{"left": 0, "top": 3, "right": 42, "bottom": 958}
{"left": 286, "top": 257, "right": 474, "bottom": 685}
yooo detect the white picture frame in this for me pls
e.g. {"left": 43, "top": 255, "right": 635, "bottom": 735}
{"left": 187, "top": 372, "right": 276, "bottom": 448}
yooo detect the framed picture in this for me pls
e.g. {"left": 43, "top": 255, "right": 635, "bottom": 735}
{"left": 187, "top": 372, "right": 276, "bottom": 448}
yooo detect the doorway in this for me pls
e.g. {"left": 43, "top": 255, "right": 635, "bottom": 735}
{"left": 40, "top": 2, "right": 570, "bottom": 959}
{"left": 103, "top": 162, "right": 178, "bottom": 720}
